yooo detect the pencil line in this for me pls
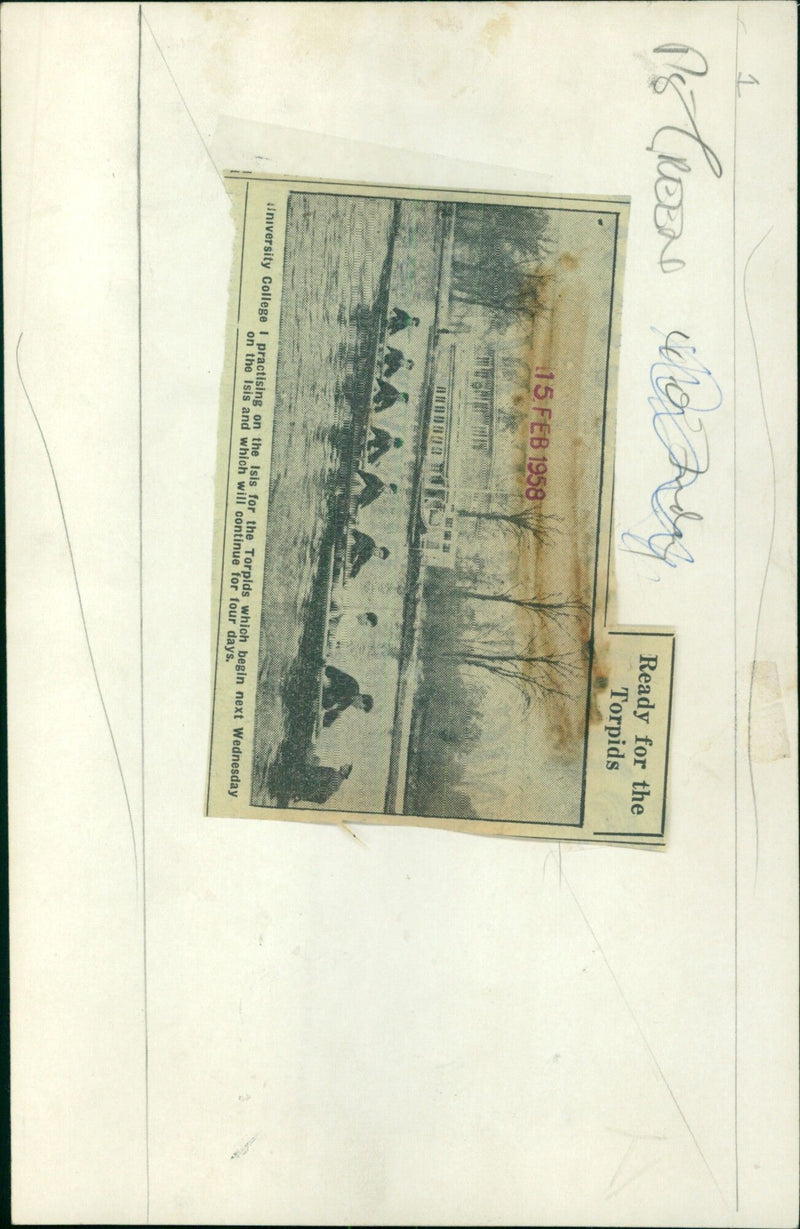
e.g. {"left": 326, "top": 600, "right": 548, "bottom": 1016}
{"left": 137, "top": 5, "right": 151, "bottom": 1222}
{"left": 14, "top": 335, "right": 138, "bottom": 884}
{"left": 563, "top": 870, "right": 728, "bottom": 1210}
{"left": 733, "top": 8, "right": 741, "bottom": 1212}
{"left": 140, "top": 9, "right": 227, "bottom": 193}
{"left": 605, "top": 1158, "right": 661, "bottom": 1202}
{"left": 605, "top": 1138, "right": 635, "bottom": 1194}
{"left": 743, "top": 225, "right": 775, "bottom": 893}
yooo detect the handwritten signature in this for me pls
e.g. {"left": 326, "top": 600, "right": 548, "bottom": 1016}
{"left": 620, "top": 329, "right": 722, "bottom": 572}
{"left": 647, "top": 44, "right": 723, "bottom": 273}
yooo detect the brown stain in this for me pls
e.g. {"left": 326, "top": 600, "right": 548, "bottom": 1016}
{"left": 510, "top": 256, "right": 596, "bottom": 753}
{"left": 200, "top": 3, "right": 252, "bottom": 91}
{"left": 433, "top": 6, "right": 464, "bottom": 33}
{"left": 480, "top": 11, "right": 512, "bottom": 55}
{"left": 284, "top": 4, "right": 371, "bottom": 74}
{"left": 750, "top": 661, "right": 791, "bottom": 763}
{"left": 588, "top": 629, "right": 613, "bottom": 726}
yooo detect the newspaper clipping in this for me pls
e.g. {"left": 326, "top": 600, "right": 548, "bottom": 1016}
{"left": 206, "top": 176, "right": 674, "bottom": 844}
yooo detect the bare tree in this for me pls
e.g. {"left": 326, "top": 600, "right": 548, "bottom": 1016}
{"left": 494, "top": 402, "right": 528, "bottom": 433}
{"left": 433, "top": 645, "right": 581, "bottom": 709}
{"left": 457, "top": 507, "right": 563, "bottom": 546}
{"left": 450, "top": 204, "right": 554, "bottom": 329}
{"left": 456, "top": 589, "right": 589, "bottom": 627}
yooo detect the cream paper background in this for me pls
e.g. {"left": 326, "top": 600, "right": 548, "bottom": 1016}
{"left": 3, "top": 2, "right": 797, "bottom": 1224}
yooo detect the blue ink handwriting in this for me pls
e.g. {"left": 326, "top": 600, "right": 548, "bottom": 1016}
{"left": 621, "top": 329, "right": 723, "bottom": 573}
{"left": 647, "top": 44, "right": 723, "bottom": 273}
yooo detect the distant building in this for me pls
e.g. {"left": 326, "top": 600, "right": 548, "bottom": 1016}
{"left": 421, "top": 340, "right": 500, "bottom": 566}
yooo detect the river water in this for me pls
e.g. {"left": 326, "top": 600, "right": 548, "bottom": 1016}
{"left": 251, "top": 192, "right": 440, "bottom": 810}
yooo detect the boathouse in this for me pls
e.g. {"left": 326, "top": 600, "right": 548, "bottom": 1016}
{"left": 422, "top": 339, "right": 500, "bottom": 565}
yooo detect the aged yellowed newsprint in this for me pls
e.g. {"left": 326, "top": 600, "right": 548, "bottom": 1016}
{"left": 207, "top": 176, "right": 674, "bottom": 843}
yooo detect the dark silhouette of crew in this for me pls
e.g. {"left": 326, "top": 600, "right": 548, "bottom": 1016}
{"left": 353, "top": 468, "right": 398, "bottom": 511}
{"left": 367, "top": 426, "right": 403, "bottom": 465}
{"left": 373, "top": 379, "right": 409, "bottom": 412}
{"left": 382, "top": 346, "right": 414, "bottom": 378}
{"left": 321, "top": 665, "right": 373, "bottom": 728}
{"left": 348, "top": 530, "right": 390, "bottom": 579}
{"left": 388, "top": 307, "right": 420, "bottom": 335}
{"left": 296, "top": 758, "right": 352, "bottom": 805}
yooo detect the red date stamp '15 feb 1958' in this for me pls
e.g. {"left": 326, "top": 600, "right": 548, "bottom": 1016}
{"left": 525, "top": 368, "right": 554, "bottom": 500}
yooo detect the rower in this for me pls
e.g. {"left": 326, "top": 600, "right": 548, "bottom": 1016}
{"left": 382, "top": 346, "right": 414, "bottom": 378}
{"left": 387, "top": 307, "right": 420, "bottom": 335}
{"left": 295, "top": 759, "right": 353, "bottom": 805}
{"left": 353, "top": 469, "right": 398, "bottom": 511}
{"left": 328, "top": 608, "right": 378, "bottom": 632}
{"left": 373, "top": 379, "right": 409, "bottom": 412}
{"left": 367, "top": 427, "right": 403, "bottom": 465}
{"left": 321, "top": 666, "right": 374, "bottom": 728}
{"left": 348, "top": 530, "right": 390, "bottom": 579}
